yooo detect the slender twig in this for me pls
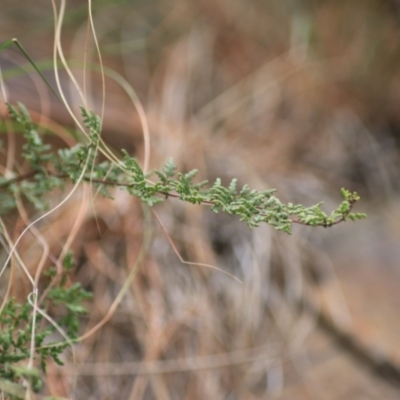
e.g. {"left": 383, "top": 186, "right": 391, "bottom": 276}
{"left": 0, "top": 169, "right": 356, "bottom": 229}
{"left": 0, "top": 170, "right": 37, "bottom": 188}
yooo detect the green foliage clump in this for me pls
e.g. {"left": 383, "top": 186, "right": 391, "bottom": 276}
{"left": 0, "top": 252, "right": 91, "bottom": 395}
{"left": 0, "top": 103, "right": 64, "bottom": 213}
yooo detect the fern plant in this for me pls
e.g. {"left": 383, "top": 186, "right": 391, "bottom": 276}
{"left": 0, "top": 252, "right": 91, "bottom": 397}
{"left": 1, "top": 102, "right": 366, "bottom": 233}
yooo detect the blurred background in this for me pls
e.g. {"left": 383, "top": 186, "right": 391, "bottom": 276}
{"left": 2, "top": 0, "right": 400, "bottom": 398}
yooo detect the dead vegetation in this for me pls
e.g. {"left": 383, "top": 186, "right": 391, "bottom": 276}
{"left": 2, "top": 1, "right": 400, "bottom": 399}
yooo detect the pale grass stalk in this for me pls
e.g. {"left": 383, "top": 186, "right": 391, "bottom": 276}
{"left": 14, "top": 195, "right": 50, "bottom": 286}
{"left": 152, "top": 210, "right": 243, "bottom": 284}
{"left": 72, "top": 205, "right": 152, "bottom": 343}
{"left": 57, "top": 185, "right": 89, "bottom": 263}
{"left": 0, "top": 149, "right": 91, "bottom": 374}
{"left": 58, "top": 344, "right": 280, "bottom": 376}
{"left": 0, "top": 65, "right": 15, "bottom": 175}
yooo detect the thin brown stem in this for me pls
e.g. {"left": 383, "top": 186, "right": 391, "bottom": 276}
{"left": 1, "top": 169, "right": 356, "bottom": 230}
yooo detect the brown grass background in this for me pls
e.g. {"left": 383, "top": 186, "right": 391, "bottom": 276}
{"left": 2, "top": 1, "right": 400, "bottom": 399}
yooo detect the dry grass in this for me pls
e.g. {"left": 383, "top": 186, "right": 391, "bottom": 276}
{"left": 2, "top": 1, "right": 400, "bottom": 399}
